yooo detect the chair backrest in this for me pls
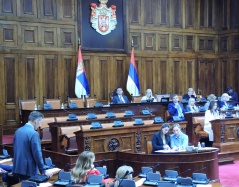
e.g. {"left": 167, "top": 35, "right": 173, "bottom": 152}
{"left": 192, "top": 116, "right": 205, "bottom": 133}
{"left": 68, "top": 97, "right": 84, "bottom": 108}
{"left": 144, "top": 135, "right": 154, "bottom": 154}
{"left": 85, "top": 97, "right": 96, "bottom": 107}
{"left": 55, "top": 116, "right": 69, "bottom": 122}
{"left": 177, "top": 95, "right": 182, "bottom": 102}
{"left": 44, "top": 97, "right": 61, "bottom": 109}
{"left": 41, "top": 117, "right": 55, "bottom": 129}
{"left": 19, "top": 99, "right": 37, "bottom": 110}
{"left": 132, "top": 96, "right": 142, "bottom": 103}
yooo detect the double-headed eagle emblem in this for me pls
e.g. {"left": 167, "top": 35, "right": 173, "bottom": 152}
{"left": 90, "top": 0, "right": 117, "bottom": 35}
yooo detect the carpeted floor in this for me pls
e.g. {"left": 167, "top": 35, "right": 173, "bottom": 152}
{"left": 2, "top": 135, "right": 14, "bottom": 144}
{"left": 219, "top": 160, "right": 239, "bottom": 187}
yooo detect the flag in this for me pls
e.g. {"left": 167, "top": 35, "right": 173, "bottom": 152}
{"left": 126, "top": 48, "right": 140, "bottom": 96}
{"left": 75, "top": 46, "right": 90, "bottom": 98}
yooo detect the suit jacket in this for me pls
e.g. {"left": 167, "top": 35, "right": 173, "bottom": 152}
{"left": 168, "top": 102, "right": 185, "bottom": 116}
{"left": 182, "top": 94, "right": 198, "bottom": 101}
{"left": 112, "top": 95, "right": 129, "bottom": 104}
{"left": 219, "top": 101, "right": 230, "bottom": 109}
{"left": 13, "top": 124, "right": 45, "bottom": 177}
{"left": 151, "top": 131, "right": 170, "bottom": 154}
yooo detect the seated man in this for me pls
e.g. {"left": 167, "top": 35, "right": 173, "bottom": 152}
{"left": 183, "top": 88, "right": 198, "bottom": 101}
{"left": 168, "top": 94, "right": 185, "bottom": 121}
{"left": 112, "top": 87, "right": 130, "bottom": 104}
{"left": 170, "top": 123, "right": 188, "bottom": 151}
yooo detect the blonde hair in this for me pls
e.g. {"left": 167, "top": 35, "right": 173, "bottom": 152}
{"left": 207, "top": 94, "right": 217, "bottom": 102}
{"left": 114, "top": 166, "right": 134, "bottom": 187}
{"left": 71, "top": 151, "right": 95, "bottom": 183}
{"left": 221, "top": 93, "right": 230, "bottom": 101}
{"left": 145, "top": 89, "right": 153, "bottom": 98}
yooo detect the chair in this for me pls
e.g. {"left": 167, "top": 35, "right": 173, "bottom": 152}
{"left": 40, "top": 117, "right": 55, "bottom": 144}
{"left": 192, "top": 116, "right": 208, "bottom": 142}
{"left": 60, "top": 126, "right": 80, "bottom": 154}
{"left": 177, "top": 95, "right": 183, "bottom": 102}
{"left": 19, "top": 97, "right": 37, "bottom": 110}
{"left": 43, "top": 97, "right": 61, "bottom": 109}
{"left": 109, "top": 89, "right": 117, "bottom": 103}
{"left": 144, "top": 135, "right": 154, "bottom": 154}
{"left": 132, "top": 96, "right": 142, "bottom": 103}
{"left": 67, "top": 96, "right": 84, "bottom": 108}
{"left": 85, "top": 97, "right": 97, "bottom": 107}
{"left": 165, "top": 110, "right": 171, "bottom": 122}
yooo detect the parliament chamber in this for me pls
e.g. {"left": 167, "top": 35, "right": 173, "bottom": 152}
{"left": 1, "top": 0, "right": 239, "bottom": 186}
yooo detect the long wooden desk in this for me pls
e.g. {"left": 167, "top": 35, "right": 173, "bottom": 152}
{"left": 48, "top": 116, "right": 156, "bottom": 153}
{"left": 4, "top": 145, "right": 219, "bottom": 183}
{"left": 21, "top": 101, "right": 206, "bottom": 125}
{"left": 211, "top": 117, "right": 239, "bottom": 154}
{"left": 74, "top": 121, "right": 187, "bottom": 154}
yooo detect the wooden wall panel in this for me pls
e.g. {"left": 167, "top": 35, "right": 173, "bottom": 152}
{"left": 0, "top": 0, "right": 239, "bottom": 134}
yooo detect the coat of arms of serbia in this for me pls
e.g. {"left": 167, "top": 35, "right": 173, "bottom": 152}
{"left": 90, "top": 0, "right": 117, "bottom": 35}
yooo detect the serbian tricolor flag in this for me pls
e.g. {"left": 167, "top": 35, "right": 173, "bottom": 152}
{"left": 75, "top": 46, "right": 90, "bottom": 98}
{"left": 126, "top": 48, "right": 140, "bottom": 96}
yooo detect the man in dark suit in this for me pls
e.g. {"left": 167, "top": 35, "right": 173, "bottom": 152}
{"left": 112, "top": 87, "right": 130, "bottom": 104}
{"left": 168, "top": 94, "right": 185, "bottom": 121}
{"left": 13, "top": 111, "right": 53, "bottom": 181}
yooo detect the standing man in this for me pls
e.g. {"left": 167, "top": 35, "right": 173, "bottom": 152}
{"left": 168, "top": 94, "right": 185, "bottom": 121}
{"left": 13, "top": 111, "right": 53, "bottom": 181}
{"left": 112, "top": 87, "right": 130, "bottom": 104}
{"left": 170, "top": 123, "right": 188, "bottom": 151}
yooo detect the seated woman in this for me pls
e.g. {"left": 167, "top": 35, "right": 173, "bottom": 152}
{"left": 204, "top": 101, "right": 220, "bottom": 147}
{"left": 71, "top": 151, "right": 113, "bottom": 185}
{"left": 141, "top": 89, "right": 156, "bottom": 102}
{"left": 204, "top": 94, "right": 217, "bottom": 110}
{"left": 183, "top": 88, "right": 198, "bottom": 101}
{"left": 170, "top": 123, "right": 188, "bottom": 151}
{"left": 219, "top": 93, "right": 231, "bottom": 110}
{"left": 151, "top": 123, "right": 171, "bottom": 153}
{"left": 114, "top": 165, "right": 134, "bottom": 187}
{"left": 185, "top": 98, "right": 199, "bottom": 113}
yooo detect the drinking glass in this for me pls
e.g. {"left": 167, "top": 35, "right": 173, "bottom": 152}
{"left": 201, "top": 142, "right": 205, "bottom": 148}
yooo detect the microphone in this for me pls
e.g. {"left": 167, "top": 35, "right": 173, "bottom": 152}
{"left": 94, "top": 159, "right": 106, "bottom": 167}
{"left": 193, "top": 167, "right": 206, "bottom": 173}
{"left": 178, "top": 169, "right": 191, "bottom": 176}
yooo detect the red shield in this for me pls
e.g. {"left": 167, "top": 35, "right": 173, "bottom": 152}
{"left": 98, "top": 15, "right": 109, "bottom": 32}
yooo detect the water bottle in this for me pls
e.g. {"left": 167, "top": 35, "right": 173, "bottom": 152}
{"left": 34, "top": 104, "right": 37, "bottom": 110}
{"left": 61, "top": 103, "right": 64, "bottom": 109}
{"left": 198, "top": 142, "right": 201, "bottom": 149}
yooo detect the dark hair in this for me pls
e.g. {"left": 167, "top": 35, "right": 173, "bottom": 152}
{"left": 160, "top": 123, "right": 170, "bottom": 136}
{"left": 226, "top": 86, "right": 232, "bottom": 92}
{"left": 28, "top": 111, "right": 44, "bottom": 122}
{"left": 161, "top": 123, "right": 170, "bottom": 130}
{"left": 208, "top": 100, "right": 217, "bottom": 111}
